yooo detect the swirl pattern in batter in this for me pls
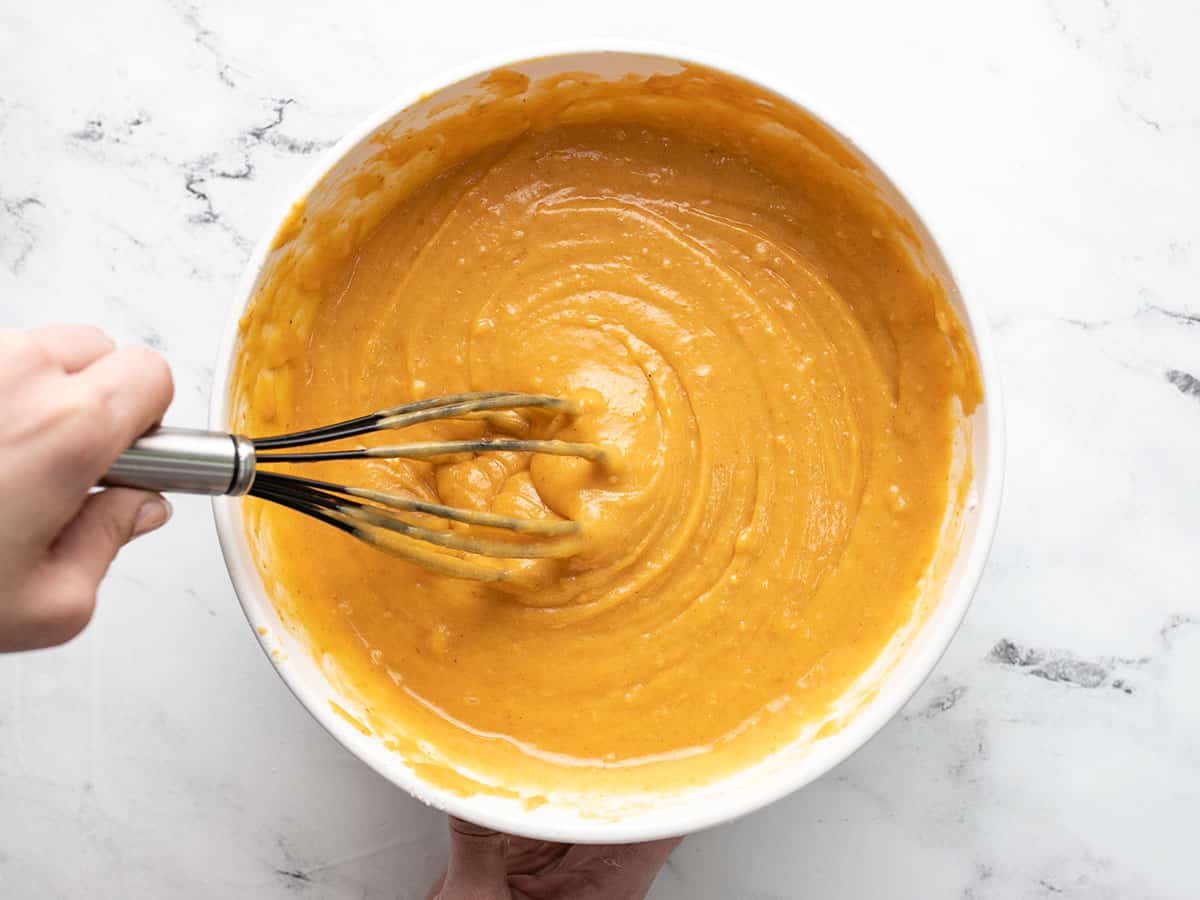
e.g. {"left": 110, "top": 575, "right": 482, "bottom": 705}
{"left": 233, "top": 66, "right": 981, "bottom": 796}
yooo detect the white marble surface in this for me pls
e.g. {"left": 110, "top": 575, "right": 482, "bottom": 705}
{"left": 2, "top": 1, "right": 1198, "bottom": 896}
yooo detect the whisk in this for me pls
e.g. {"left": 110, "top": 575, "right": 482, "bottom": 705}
{"left": 101, "top": 392, "right": 606, "bottom": 582}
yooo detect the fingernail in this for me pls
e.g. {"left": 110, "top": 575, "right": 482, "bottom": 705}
{"left": 133, "top": 497, "right": 172, "bottom": 537}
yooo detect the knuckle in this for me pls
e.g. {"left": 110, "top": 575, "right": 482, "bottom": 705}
{"left": 3, "top": 331, "right": 52, "bottom": 372}
{"left": 117, "top": 346, "right": 175, "bottom": 413}
{"left": 68, "top": 324, "right": 116, "bottom": 356}
{"left": 78, "top": 324, "right": 115, "bottom": 347}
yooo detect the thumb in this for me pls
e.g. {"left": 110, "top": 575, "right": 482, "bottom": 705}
{"left": 436, "top": 818, "right": 511, "bottom": 899}
{"left": 52, "top": 488, "right": 172, "bottom": 584}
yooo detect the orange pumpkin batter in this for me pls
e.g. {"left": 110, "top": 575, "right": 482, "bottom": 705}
{"left": 231, "top": 65, "right": 981, "bottom": 797}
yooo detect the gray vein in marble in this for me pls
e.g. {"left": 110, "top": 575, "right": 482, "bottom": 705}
{"left": 1165, "top": 369, "right": 1200, "bottom": 400}
{"left": 988, "top": 639, "right": 1149, "bottom": 690}
{"left": 1117, "top": 96, "right": 1162, "bottom": 133}
{"left": 174, "top": 97, "right": 331, "bottom": 250}
{"left": 1145, "top": 302, "right": 1199, "bottom": 326}
{"left": 142, "top": 327, "right": 166, "bottom": 351}
{"left": 171, "top": 0, "right": 240, "bottom": 88}
{"left": 961, "top": 862, "right": 995, "bottom": 899}
{"left": 68, "top": 112, "right": 150, "bottom": 146}
{"left": 60, "top": 95, "right": 330, "bottom": 261}
{"left": 70, "top": 118, "right": 104, "bottom": 143}
{"left": 267, "top": 831, "right": 436, "bottom": 890}
{"left": 60, "top": 109, "right": 253, "bottom": 255}
{"left": 1061, "top": 316, "right": 1109, "bottom": 332}
{"left": 102, "top": 295, "right": 172, "bottom": 353}
{"left": 1167, "top": 241, "right": 1190, "bottom": 267}
{"left": 1045, "top": 0, "right": 1119, "bottom": 48}
{"left": 183, "top": 155, "right": 254, "bottom": 222}
{"left": 0, "top": 193, "right": 45, "bottom": 275}
{"left": 909, "top": 682, "right": 968, "bottom": 719}
{"left": 1159, "top": 612, "right": 1199, "bottom": 646}
{"left": 269, "top": 835, "right": 318, "bottom": 893}
{"left": 991, "top": 612, "right": 1200, "bottom": 692}
{"left": 106, "top": 222, "right": 149, "bottom": 251}
{"left": 1045, "top": 0, "right": 1177, "bottom": 134}
{"left": 1046, "top": 0, "right": 1084, "bottom": 50}
{"left": 182, "top": 155, "right": 253, "bottom": 250}
{"left": 274, "top": 868, "right": 311, "bottom": 890}
{"left": 1060, "top": 296, "right": 1200, "bottom": 333}
{"left": 947, "top": 718, "right": 990, "bottom": 787}
{"left": 245, "top": 98, "right": 333, "bottom": 156}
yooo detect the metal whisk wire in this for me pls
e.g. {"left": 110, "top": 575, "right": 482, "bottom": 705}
{"left": 101, "top": 392, "right": 605, "bottom": 582}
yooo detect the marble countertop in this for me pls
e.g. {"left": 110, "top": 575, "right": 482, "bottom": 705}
{"left": 2, "top": 1, "right": 1197, "bottom": 897}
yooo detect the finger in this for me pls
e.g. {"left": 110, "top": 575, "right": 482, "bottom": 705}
{"left": 506, "top": 837, "right": 568, "bottom": 876}
{"left": 2, "top": 489, "right": 172, "bottom": 651}
{"left": 9, "top": 348, "right": 168, "bottom": 555}
{"left": 509, "top": 837, "right": 682, "bottom": 900}
{"left": 437, "top": 818, "right": 511, "bottom": 899}
{"left": 76, "top": 345, "right": 174, "bottom": 451}
{"left": 51, "top": 488, "right": 172, "bottom": 587}
{"left": 28, "top": 324, "right": 115, "bottom": 372}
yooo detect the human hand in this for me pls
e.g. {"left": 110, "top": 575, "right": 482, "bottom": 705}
{"left": 0, "top": 325, "right": 173, "bottom": 652}
{"left": 426, "top": 817, "right": 681, "bottom": 900}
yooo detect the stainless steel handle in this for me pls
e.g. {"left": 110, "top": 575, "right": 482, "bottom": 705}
{"left": 101, "top": 427, "right": 257, "bottom": 496}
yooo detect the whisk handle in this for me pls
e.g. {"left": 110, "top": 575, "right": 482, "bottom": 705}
{"left": 101, "top": 428, "right": 257, "bottom": 496}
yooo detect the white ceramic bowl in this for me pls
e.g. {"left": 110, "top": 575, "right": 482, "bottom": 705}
{"left": 210, "top": 44, "right": 1005, "bottom": 843}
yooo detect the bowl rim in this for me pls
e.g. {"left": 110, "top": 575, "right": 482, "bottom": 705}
{"left": 209, "top": 39, "right": 1006, "bottom": 843}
